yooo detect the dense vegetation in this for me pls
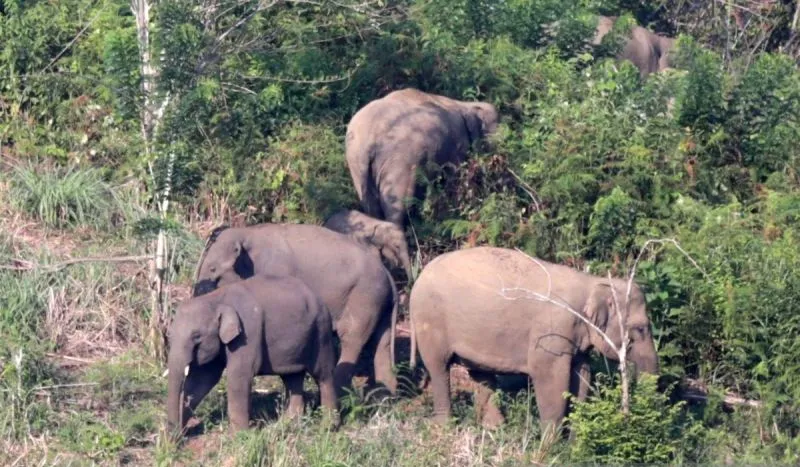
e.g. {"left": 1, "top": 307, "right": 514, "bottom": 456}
{"left": 1, "top": 0, "right": 799, "bottom": 464}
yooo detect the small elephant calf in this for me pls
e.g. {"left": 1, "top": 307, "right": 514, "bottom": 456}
{"left": 166, "top": 274, "right": 339, "bottom": 437}
{"left": 323, "top": 209, "right": 413, "bottom": 279}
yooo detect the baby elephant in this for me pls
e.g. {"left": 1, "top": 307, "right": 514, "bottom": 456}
{"left": 166, "top": 274, "right": 339, "bottom": 438}
{"left": 323, "top": 209, "right": 413, "bottom": 279}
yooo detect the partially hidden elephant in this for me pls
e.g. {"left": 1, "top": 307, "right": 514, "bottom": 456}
{"left": 592, "top": 15, "right": 675, "bottom": 77}
{"left": 166, "top": 274, "right": 338, "bottom": 437}
{"left": 346, "top": 88, "right": 500, "bottom": 227}
{"left": 192, "top": 223, "right": 399, "bottom": 396}
{"left": 408, "top": 246, "right": 659, "bottom": 432}
{"left": 323, "top": 209, "right": 413, "bottom": 280}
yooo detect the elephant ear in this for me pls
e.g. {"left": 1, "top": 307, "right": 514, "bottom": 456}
{"left": 461, "top": 110, "right": 483, "bottom": 145}
{"left": 217, "top": 304, "right": 242, "bottom": 344}
{"left": 584, "top": 284, "right": 612, "bottom": 328}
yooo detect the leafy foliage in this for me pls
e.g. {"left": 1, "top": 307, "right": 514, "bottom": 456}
{"left": 568, "top": 374, "right": 699, "bottom": 464}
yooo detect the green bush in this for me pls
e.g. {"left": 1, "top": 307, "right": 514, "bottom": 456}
{"left": 567, "top": 374, "right": 699, "bottom": 464}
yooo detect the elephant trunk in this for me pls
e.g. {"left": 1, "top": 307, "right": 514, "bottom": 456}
{"left": 401, "top": 249, "right": 413, "bottom": 282}
{"left": 630, "top": 339, "right": 659, "bottom": 377}
{"left": 166, "top": 355, "right": 190, "bottom": 438}
{"left": 193, "top": 278, "right": 218, "bottom": 297}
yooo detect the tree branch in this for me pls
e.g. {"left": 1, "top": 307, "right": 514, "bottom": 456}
{"left": 42, "top": 10, "right": 100, "bottom": 73}
{"left": 507, "top": 168, "right": 542, "bottom": 213}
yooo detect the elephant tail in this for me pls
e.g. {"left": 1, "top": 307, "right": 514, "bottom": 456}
{"left": 348, "top": 140, "right": 384, "bottom": 219}
{"left": 409, "top": 306, "right": 417, "bottom": 369}
{"left": 384, "top": 265, "right": 398, "bottom": 372}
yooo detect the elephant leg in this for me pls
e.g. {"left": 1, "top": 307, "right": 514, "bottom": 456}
{"left": 183, "top": 359, "right": 225, "bottom": 424}
{"left": 468, "top": 369, "right": 504, "bottom": 429}
{"left": 530, "top": 356, "right": 572, "bottom": 438}
{"left": 281, "top": 373, "right": 306, "bottom": 419}
{"left": 567, "top": 354, "right": 591, "bottom": 440}
{"left": 416, "top": 327, "right": 452, "bottom": 425}
{"left": 226, "top": 369, "right": 253, "bottom": 432}
{"left": 365, "top": 310, "right": 398, "bottom": 397}
{"left": 378, "top": 162, "right": 415, "bottom": 227}
{"left": 569, "top": 354, "right": 592, "bottom": 403}
{"left": 310, "top": 370, "right": 340, "bottom": 429}
{"left": 333, "top": 328, "right": 372, "bottom": 398}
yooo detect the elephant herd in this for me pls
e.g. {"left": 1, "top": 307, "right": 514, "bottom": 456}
{"left": 165, "top": 16, "right": 671, "bottom": 441}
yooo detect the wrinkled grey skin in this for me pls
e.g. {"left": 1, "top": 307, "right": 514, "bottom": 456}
{"left": 166, "top": 275, "right": 338, "bottom": 438}
{"left": 323, "top": 209, "right": 413, "bottom": 280}
{"left": 346, "top": 88, "right": 500, "bottom": 227}
{"left": 409, "top": 247, "right": 659, "bottom": 432}
{"left": 193, "top": 223, "right": 399, "bottom": 397}
{"left": 592, "top": 15, "right": 675, "bottom": 77}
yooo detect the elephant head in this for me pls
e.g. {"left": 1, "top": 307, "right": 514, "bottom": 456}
{"left": 193, "top": 226, "right": 254, "bottom": 297}
{"left": 323, "top": 209, "right": 413, "bottom": 279}
{"left": 461, "top": 101, "right": 500, "bottom": 146}
{"left": 584, "top": 280, "right": 659, "bottom": 375}
{"left": 368, "top": 223, "right": 413, "bottom": 279}
{"left": 166, "top": 295, "right": 242, "bottom": 436}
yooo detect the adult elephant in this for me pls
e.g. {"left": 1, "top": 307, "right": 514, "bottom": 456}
{"left": 192, "top": 223, "right": 399, "bottom": 396}
{"left": 346, "top": 88, "right": 500, "bottom": 227}
{"left": 592, "top": 15, "right": 675, "bottom": 77}
{"left": 408, "top": 246, "right": 659, "bottom": 433}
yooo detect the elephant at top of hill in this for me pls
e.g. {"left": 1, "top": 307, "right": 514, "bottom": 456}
{"left": 166, "top": 274, "right": 338, "bottom": 437}
{"left": 592, "top": 15, "right": 675, "bottom": 77}
{"left": 323, "top": 209, "right": 413, "bottom": 280}
{"left": 408, "top": 246, "right": 659, "bottom": 433}
{"left": 346, "top": 88, "right": 500, "bottom": 227}
{"left": 191, "top": 222, "right": 399, "bottom": 397}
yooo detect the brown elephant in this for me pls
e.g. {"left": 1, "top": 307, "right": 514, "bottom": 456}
{"left": 323, "top": 209, "right": 413, "bottom": 280}
{"left": 592, "top": 15, "right": 675, "bottom": 77}
{"left": 192, "top": 223, "right": 399, "bottom": 397}
{"left": 408, "top": 246, "right": 659, "bottom": 432}
{"left": 166, "top": 275, "right": 338, "bottom": 438}
{"left": 346, "top": 88, "right": 500, "bottom": 227}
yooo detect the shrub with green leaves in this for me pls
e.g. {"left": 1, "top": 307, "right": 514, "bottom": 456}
{"left": 568, "top": 374, "right": 698, "bottom": 464}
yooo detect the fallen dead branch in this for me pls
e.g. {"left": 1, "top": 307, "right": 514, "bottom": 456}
{"left": 0, "top": 255, "right": 151, "bottom": 272}
{"left": 680, "top": 378, "right": 763, "bottom": 409}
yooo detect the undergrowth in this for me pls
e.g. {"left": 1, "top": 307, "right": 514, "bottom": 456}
{"left": 7, "top": 162, "right": 122, "bottom": 230}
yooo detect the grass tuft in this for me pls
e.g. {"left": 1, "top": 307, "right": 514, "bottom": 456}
{"left": 7, "top": 162, "right": 120, "bottom": 230}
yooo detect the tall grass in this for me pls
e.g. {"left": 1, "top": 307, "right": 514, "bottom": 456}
{"left": 8, "top": 162, "right": 120, "bottom": 230}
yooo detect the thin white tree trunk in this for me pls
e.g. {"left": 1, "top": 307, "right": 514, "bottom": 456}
{"left": 132, "top": 0, "right": 171, "bottom": 362}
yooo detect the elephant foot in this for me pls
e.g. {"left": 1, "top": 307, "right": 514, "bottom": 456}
{"left": 432, "top": 413, "right": 450, "bottom": 427}
{"left": 228, "top": 419, "right": 251, "bottom": 434}
{"left": 365, "top": 384, "right": 395, "bottom": 404}
{"left": 319, "top": 408, "right": 341, "bottom": 431}
{"left": 479, "top": 405, "right": 505, "bottom": 429}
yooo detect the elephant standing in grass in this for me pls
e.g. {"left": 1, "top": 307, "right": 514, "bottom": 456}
{"left": 346, "top": 88, "right": 499, "bottom": 227}
{"left": 323, "top": 209, "right": 413, "bottom": 280}
{"left": 192, "top": 223, "right": 399, "bottom": 397}
{"left": 592, "top": 15, "right": 676, "bottom": 77}
{"left": 166, "top": 275, "right": 338, "bottom": 437}
{"left": 409, "top": 247, "right": 659, "bottom": 432}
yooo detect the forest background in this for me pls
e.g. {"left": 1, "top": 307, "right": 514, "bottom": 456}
{"left": 1, "top": 0, "right": 799, "bottom": 465}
